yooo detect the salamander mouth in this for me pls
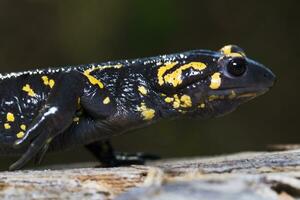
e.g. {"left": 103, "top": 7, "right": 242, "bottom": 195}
{"left": 207, "top": 86, "right": 270, "bottom": 100}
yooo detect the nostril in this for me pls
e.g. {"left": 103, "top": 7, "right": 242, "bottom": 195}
{"left": 263, "top": 73, "right": 268, "bottom": 78}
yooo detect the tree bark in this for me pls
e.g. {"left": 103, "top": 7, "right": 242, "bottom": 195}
{"left": 1, "top": 149, "right": 300, "bottom": 199}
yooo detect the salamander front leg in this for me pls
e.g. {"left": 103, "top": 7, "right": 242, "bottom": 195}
{"left": 9, "top": 71, "right": 85, "bottom": 170}
{"left": 86, "top": 140, "right": 160, "bottom": 167}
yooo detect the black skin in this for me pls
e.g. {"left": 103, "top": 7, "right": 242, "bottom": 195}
{"left": 0, "top": 45, "right": 276, "bottom": 170}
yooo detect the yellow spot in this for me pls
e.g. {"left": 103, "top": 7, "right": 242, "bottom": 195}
{"left": 228, "top": 90, "right": 237, "bottom": 99}
{"left": 16, "top": 131, "right": 25, "bottom": 139}
{"left": 220, "top": 45, "right": 232, "bottom": 55}
{"left": 173, "top": 101, "right": 180, "bottom": 108}
{"left": 163, "top": 62, "right": 207, "bottom": 87}
{"left": 180, "top": 95, "right": 192, "bottom": 108}
{"left": 42, "top": 76, "right": 48, "bottom": 84}
{"left": 103, "top": 97, "right": 110, "bottom": 104}
{"left": 22, "top": 84, "right": 36, "bottom": 97}
{"left": 42, "top": 76, "right": 55, "bottom": 88}
{"left": 161, "top": 93, "right": 166, "bottom": 96}
{"left": 73, "top": 117, "right": 80, "bottom": 122}
{"left": 7, "top": 112, "right": 15, "bottom": 122}
{"left": 4, "top": 123, "right": 11, "bottom": 129}
{"left": 220, "top": 45, "right": 245, "bottom": 57}
{"left": 173, "top": 94, "right": 181, "bottom": 109}
{"left": 137, "top": 103, "right": 155, "bottom": 120}
{"left": 226, "top": 52, "right": 243, "bottom": 58}
{"left": 49, "top": 79, "right": 55, "bottom": 88}
{"left": 20, "top": 124, "right": 26, "bottom": 131}
{"left": 164, "top": 97, "right": 174, "bottom": 103}
{"left": 83, "top": 69, "right": 104, "bottom": 89}
{"left": 198, "top": 103, "right": 205, "bottom": 108}
{"left": 138, "top": 86, "right": 148, "bottom": 95}
{"left": 210, "top": 72, "right": 221, "bottom": 89}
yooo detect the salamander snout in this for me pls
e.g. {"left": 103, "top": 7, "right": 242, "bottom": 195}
{"left": 262, "top": 67, "right": 276, "bottom": 88}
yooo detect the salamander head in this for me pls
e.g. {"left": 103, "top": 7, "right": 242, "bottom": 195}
{"left": 154, "top": 45, "right": 276, "bottom": 119}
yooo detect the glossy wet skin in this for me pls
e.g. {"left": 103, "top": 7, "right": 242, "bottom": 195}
{"left": 147, "top": 45, "right": 275, "bottom": 119}
{"left": 0, "top": 45, "right": 275, "bottom": 170}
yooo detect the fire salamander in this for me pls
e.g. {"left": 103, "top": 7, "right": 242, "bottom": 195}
{"left": 0, "top": 45, "right": 275, "bottom": 170}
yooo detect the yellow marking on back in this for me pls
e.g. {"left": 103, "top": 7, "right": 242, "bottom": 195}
{"left": 137, "top": 103, "right": 155, "bottom": 120}
{"left": 49, "top": 79, "right": 55, "bottom": 88}
{"left": 16, "top": 131, "right": 25, "bottom": 139}
{"left": 20, "top": 124, "right": 26, "bottom": 131}
{"left": 4, "top": 123, "right": 11, "bottom": 129}
{"left": 138, "top": 86, "right": 148, "bottom": 95}
{"left": 103, "top": 97, "right": 110, "bottom": 104}
{"left": 83, "top": 64, "right": 123, "bottom": 89}
{"left": 22, "top": 84, "right": 36, "bottom": 97}
{"left": 84, "top": 69, "right": 104, "bottom": 89}
{"left": 42, "top": 76, "right": 55, "bottom": 89}
{"left": 7, "top": 112, "right": 15, "bottom": 122}
{"left": 157, "top": 62, "right": 178, "bottom": 86}
{"left": 162, "top": 62, "right": 207, "bottom": 87}
{"left": 210, "top": 72, "right": 221, "bottom": 89}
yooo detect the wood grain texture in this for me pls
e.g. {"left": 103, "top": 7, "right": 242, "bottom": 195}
{"left": 1, "top": 149, "right": 300, "bottom": 199}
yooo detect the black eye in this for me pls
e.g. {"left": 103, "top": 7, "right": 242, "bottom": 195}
{"left": 227, "top": 57, "right": 247, "bottom": 77}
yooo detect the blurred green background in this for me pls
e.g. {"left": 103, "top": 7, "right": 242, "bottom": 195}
{"left": 0, "top": 0, "right": 299, "bottom": 169}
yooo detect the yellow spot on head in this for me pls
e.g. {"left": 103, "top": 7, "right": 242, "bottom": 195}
{"left": 220, "top": 45, "right": 246, "bottom": 57}
{"left": 22, "top": 84, "right": 36, "bottom": 97}
{"left": 4, "top": 123, "right": 11, "bottom": 129}
{"left": 180, "top": 95, "right": 192, "bottom": 108}
{"left": 103, "top": 97, "right": 110, "bottom": 104}
{"left": 7, "top": 112, "right": 15, "bottom": 122}
{"left": 163, "top": 62, "right": 207, "bottom": 87}
{"left": 84, "top": 69, "right": 104, "bottom": 89}
{"left": 20, "top": 124, "right": 26, "bottom": 131}
{"left": 16, "top": 131, "right": 25, "bottom": 139}
{"left": 137, "top": 103, "right": 155, "bottom": 120}
{"left": 220, "top": 45, "right": 233, "bottom": 55}
{"left": 210, "top": 72, "right": 221, "bottom": 89}
{"left": 138, "top": 86, "right": 148, "bottom": 95}
{"left": 226, "top": 52, "right": 243, "bottom": 58}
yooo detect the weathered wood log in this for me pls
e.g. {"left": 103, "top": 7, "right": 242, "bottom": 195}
{"left": 1, "top": 149, "right": 300, "bottom": 199}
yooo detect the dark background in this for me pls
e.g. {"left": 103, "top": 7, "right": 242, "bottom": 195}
{"left": 0, "top": 0, "right": 298, "bottom": 169}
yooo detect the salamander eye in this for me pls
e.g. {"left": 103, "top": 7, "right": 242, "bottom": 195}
{"left": 227, "top": 57, "right": 247, "bottom": 77}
